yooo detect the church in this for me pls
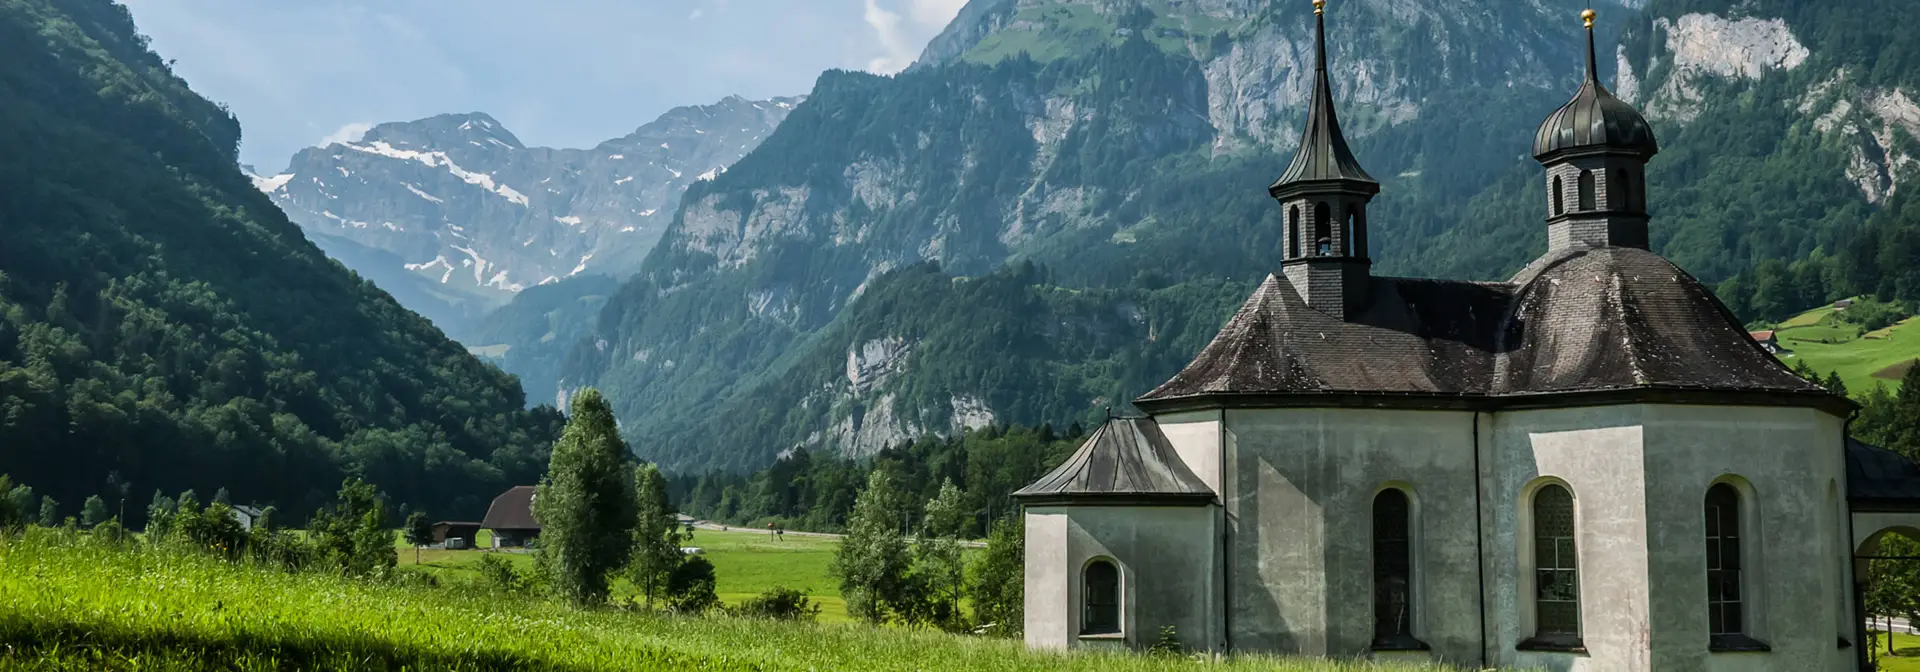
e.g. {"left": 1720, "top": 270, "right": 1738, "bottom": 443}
{"left": 1013, "top": 4, "right": 1920, "bottom": 671}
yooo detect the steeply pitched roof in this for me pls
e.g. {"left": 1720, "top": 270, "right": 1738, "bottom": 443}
{"left": 481, "top": 485, "right": 539, "bottom": 531}
{"left": 1140, "top": 246, "right": 1836, "bottom": 410}
{"left": 1013, "top": 416, "right": 1215, "bottom": 506}
{"left": 1269, "top": 3, "right": 1376, "bottom": 197}
{"left": 1848, "top": 439, "right": 1920, "bottom": 512}
{"left": 1533, "top": 15, "right": 1657, "bottom": 161}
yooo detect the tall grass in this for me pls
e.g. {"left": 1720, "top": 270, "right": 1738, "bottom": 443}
{"left": 0, "top": 530, "right": 1464, "bottom": 671}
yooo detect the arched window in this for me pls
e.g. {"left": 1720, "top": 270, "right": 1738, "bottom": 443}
{"left": 1533, "top": 484, "right": 1580, "bottom": 641}
{"left": 1373, "top": 489, "right": 1417, "bottom": 648}
{"left": 1578, "top": 170, "right": 1596, "bottom": 211}
{"left": 1353, "top": 204, "right": 1368, "bottom": 259}
{"left": 1288, "top": 206, "right": 1301, "bottom": 259}
{"left": 1706, "top": 484, "right": 1744, "bottom": 638}
{"left": 1083, "top": 560, "right": 1120, "bottom": 635}
{"left": 1314, "top": 202, "right": 1332, "bottom": 256}
{"left": 1552, "top": 176, "right": 1564, "bottom": 216}
{"left": 1613, "top": 169, "right": 1630, "bottom": 211}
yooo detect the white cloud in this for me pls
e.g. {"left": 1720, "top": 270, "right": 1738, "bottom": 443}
{"left": 862, "top": 0, "right": 966, "bottom": 74}
{"left": 319, "top": 122, "right": 373, "bottom": 147}
{"left": 908, "top": 0, "right": 966, "bottom": 27}
{"left": 862, "top": 0, "right": 911, "bottom": 74}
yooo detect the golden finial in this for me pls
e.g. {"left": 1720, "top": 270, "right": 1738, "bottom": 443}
{"left": 1582, "top": 8, "right": 1596, "bottom": 29}
{"left": 1314, "top": 0, "right": 1325, "bottom": 16}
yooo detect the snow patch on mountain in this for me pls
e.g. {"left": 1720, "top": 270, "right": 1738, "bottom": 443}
{"left": 344, "top": 141, "right": 531, "bottom": 206}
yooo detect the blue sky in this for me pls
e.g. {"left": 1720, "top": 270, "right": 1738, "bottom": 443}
{"left": 119, "top": 0, "right": 969, "bottom": 170}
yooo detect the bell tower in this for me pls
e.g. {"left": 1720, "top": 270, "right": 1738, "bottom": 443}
{"left": 1533, "top": 9, "right": 1659, "bottom": 252}
{"left": 1273, "top": 0, "right": 1378, "bottom": 320}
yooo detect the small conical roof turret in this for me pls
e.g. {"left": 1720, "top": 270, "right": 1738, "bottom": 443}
{"left": 1270, "top": 0, "right": 1376, "bottom": 199}
{"left": 1534, "top": 9, "right": 1658, "bottom": 161}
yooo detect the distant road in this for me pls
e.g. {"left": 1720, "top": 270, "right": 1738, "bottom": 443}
{"left": 686, "top": 519, "right": 986, "bottom": 548}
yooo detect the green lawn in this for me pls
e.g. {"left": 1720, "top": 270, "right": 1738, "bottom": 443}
{"left": 0, "top": 531, "right": 1456, "bottom": 671}
{"left": 1772, "top": 305, "right": 1920, "bottom": 394}
{"left": 1870, "top": 630, "right": 1920, "bottom": 671}
{"left": 394, "top": 528, "right": 852, "bottom": 622}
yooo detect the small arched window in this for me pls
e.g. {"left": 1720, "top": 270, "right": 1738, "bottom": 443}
{"left": 1373, "top": 489, "right": 1416, "bottom": 648}
{"left": 1552, "top": 176, "right": 1565, "bottom": 216}
{"left": 1288, "top": 206, "right": 1301, "bottom": 259}
{"left": 1705, "top": 484, "right": 1744, "bottom": 639}
{"left": 1578, "top": 170, "right": 1596, "bottom": 211}
{"left": 1533, "top": 484, "right": 1580, "bottom": 641}
{"left": 1083, "top": 560, "right": 1120, "bottom": 635}
{"left": 1314, "top": 202, "right": 1332, "bottom": 256}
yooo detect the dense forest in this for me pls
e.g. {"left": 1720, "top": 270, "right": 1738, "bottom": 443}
{"left": 0, "top": 0, "right": 564, "bottom": 523}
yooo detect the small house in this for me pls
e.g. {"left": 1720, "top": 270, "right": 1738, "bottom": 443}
{"left": 230, "top": 504, "right": 265, "bottom": 532}
{"left": 1835, "top": 299, "right": 1855, "bottom": 310}
{"left": 1749, "top": 330, "right": 1783, "bottom": 353}
{"left": 431, "top": 521, "right": 482, "bottom": 547}
{"left": 481, "top": 485, "right": 540, "bottom": 548}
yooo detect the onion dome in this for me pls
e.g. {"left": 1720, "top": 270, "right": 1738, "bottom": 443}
{"left": 1270, "top": 0, "right": 1376, "bottom": 199}
{"left": 1533, "top": 9, "right": 1657, "bottom": 161}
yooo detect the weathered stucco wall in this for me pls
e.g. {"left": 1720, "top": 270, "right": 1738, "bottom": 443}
{"left": 1156, "top": 410, "right": 1223, "bottom": 495}
{"left": 1222, "top": 407, "right": 1482, "bottom": 662}
{"left": 1023, "top": 505, "right": 1219, "bottom": 652}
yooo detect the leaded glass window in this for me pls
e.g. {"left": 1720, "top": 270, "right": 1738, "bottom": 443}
{"left": 1534, "top": 485, "right": 1580, "bottom": 638}
{"left": 1373, "top": 489, "right": 1414, "bottom": 647}
{"left": 1705, "top": 484, "right": 1743, "bottom": 636}
{"left": 1083, "top": 560, "right": 1119, "bottom": 635}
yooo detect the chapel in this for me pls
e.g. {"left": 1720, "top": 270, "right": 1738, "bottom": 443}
{"left": 1012, "top": 5, "right": 1920, "bottom": 671}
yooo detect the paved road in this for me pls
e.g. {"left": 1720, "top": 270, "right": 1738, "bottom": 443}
{"left": 686, "top": 519, "right": 986, "bottom": 548}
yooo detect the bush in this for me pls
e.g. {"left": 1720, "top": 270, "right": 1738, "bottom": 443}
{"left": 1148, "top": 625, "right": 1182, "bottom": 656}
{"left": 476, "top": 554, "right": 523, "bottom": 593}
{"left": 664, "top": 556, "right": 719, "bottom": 615}
{"left": 90, "top": 519, "right": 127, "bottom": 545}
{"left": 734, "top": 585, "right": 821, "bottom": 622}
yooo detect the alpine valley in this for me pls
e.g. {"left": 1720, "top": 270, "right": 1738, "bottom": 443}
{"left": 316, "top": 0, "right": 1920, "bottom": 474}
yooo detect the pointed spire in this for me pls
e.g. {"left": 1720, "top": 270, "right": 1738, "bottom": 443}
{"left": 1270, "top": 0, "right": 1375, "bottom": 198}
{"left": 1583, "top": 8, "right": 1599, "bottom": 85}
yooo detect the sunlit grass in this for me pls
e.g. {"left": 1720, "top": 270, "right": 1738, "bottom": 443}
{"left": 0, "top": 530, "right": 1464, "bottom": 671}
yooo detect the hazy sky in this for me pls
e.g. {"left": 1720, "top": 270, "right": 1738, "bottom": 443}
{"left": 119, "top": 0, "right": 969, "bottom": 171}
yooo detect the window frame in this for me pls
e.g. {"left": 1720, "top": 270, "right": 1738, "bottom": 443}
{"left": 1706, "top": 480, "right": 1770, "bottom": 652}
{"left": 1518, "top": 480, "right": 1585, "bottom": 653}
{"left": 1371, "top": 487, "right": 1428, "bottom": 651}
{"left": 1552, "top": 175, "right": 1565, "bottom": 216}
{"left": 1080, "top": 557, "right": 1122, "bottom": 637}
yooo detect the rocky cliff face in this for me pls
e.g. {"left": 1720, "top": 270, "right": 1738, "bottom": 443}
{"left": 256, "top": 96, "right": 800, "bottom": 336}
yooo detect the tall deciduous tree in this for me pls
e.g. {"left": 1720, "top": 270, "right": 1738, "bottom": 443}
{"left": 534, "top": 388, "right": 638, "bottom": 605}
{"left": 629, "top": 463, "right": 684, "bottom": 606}
{"left": 912, "top": 479, "right": 968, "bottom": 630}
{"left": 969, "top": 517, "right": 1025, "bottom": 636}
{"left": 37, "top": 495, "right": 58, "bottom": 527}
{"left": 81, "top": 495, "right": 109, "bottom": 527}
{"left": 833, "top": 470, "right": 911, "bottom": 623}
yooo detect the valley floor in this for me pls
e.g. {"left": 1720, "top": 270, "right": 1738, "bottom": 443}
{"left": 0, "top": 531, "right": 1459, "bottom": 671}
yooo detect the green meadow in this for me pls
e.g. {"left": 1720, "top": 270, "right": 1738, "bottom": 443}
{"left": 1771, "top": 303, "right": 1920, "bottom": 394}
{"left": 0, "top": 530, "right": 1458, "bottom": 672}
{"left": 395, "top": 528, "right": 849, "bottom": 621}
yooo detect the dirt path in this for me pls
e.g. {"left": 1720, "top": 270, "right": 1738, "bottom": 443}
{"left": 686, "top": 520, "right": 985, "bottom": 548}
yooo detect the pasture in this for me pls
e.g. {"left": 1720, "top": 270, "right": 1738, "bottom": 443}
{"left": 0, "top": 530, "right": 1457, "bottom": 672}
{"left": 1771, "top": 304, "right": 1920, "bottom": 393}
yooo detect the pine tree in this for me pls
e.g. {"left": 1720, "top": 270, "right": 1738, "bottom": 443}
{"left": 833, "top": 470, "right": 911, "bottom": 623}
{"left": 534, "top": 388, "right": 639, "bottom": 605}
{"left": 81, "top": 495, "right": 109, "bottom": 527}
{"left": 1825, "top": 371, "right": 1850, "bottom": 398}
{"left": 629, "top": 463, "right": 684, "bottom": 606}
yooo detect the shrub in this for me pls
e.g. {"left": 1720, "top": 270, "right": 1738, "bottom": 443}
{"left": 476, "top": 554, "right": 523, "bottom": 593}
{"left": 734, "top": 585, "right": 821, "bottom": 622}
{"left": 90, "top": 519, "right": 127, "bottom": 545}
{"left": 663, "top": 556, "right": 719, "bottom": 615}
{"left": 1148, "top": 625, "right": 1182, "bottom": 656}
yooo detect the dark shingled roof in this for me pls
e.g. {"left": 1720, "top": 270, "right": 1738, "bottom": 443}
{"left": 1533, "top": 21, "right": 1657, "bottom": 161}
{"left": 1848, "top": 439, "right": 1920, "bottom": 512}
{"left": 481, "top": 485, "right": 539, "bottom": 531}
{"left": 1012, "top": 416, "right": 1215, "bottom": 505}
{"left": 1140, "top": 246, "right": 1833, "bottom": 407}
{"left": 1269, "top": 5, "right": 1376, "bottom": 196}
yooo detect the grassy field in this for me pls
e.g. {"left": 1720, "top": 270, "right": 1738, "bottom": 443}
{"left": 0, "top": 531, "right": 1460, "bottom": 671}
{"left": 1870, "top": 630, "right": 1920, "bottom": 671}
{"left": 1770, "top": 304, "right": 1920, "bottom": 394}
{"left": 394, "top": 528, "right": 851, "bottom": 621}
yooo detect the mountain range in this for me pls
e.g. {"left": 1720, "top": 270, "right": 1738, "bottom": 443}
{"left": 252, "top": 96, "right": 801, "bottom": 338}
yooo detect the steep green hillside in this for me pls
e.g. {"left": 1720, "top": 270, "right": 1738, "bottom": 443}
{"left": 1771, "top": 301, "right": 1920, "bottom": 394}
{"left": 0, "top": 0, "right": 563, "bottom": 520}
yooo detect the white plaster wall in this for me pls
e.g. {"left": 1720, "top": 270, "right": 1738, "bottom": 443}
{"left": 1156, "top": 410, "right": 1223, "bottom": 495}
{"left": 1024, "top": 505, "right": 1219, "bottom": 652}
{"left": 1482, "top": 405, "right": 1650, "bottom": 672}
{"left": 1640, "top": 405, "right": 1849, "bottom": 672}
{"left": 1222, "top": 407, "right": 1482, "bottom": 662}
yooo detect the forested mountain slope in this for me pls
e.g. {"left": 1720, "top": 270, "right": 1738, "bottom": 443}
{"left": 0, "top": 0, "right": 565, "bottom": 521}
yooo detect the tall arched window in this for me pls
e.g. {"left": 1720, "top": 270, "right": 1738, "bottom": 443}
{"left": 1083, "top": 560, "right": 1120, "bottom": 635}
{"left": 1313, "top": 202, "right": 1332, "bottom": 256}
{"left": 1705, "top": 484, "right": 1744, "bottom": 639}
{"left": 1578, "top": 170, "right": 1596, "bottom": 211}
{"left": 1533, "top": 484, "right": 1580, "bottom": 642}
{"left": 1552, "top": 176, "right": 1565, "bottom": 216}
{"left": 1373, "top": 489, "right": 1418, "bottom": 648}
{"left": 1288, "top": 206, "right": 1301, "bottom": 259}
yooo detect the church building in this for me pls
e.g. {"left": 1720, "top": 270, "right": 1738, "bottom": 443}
{"left": 1013, "top": 4, "right": 1920, "bottom": 671}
